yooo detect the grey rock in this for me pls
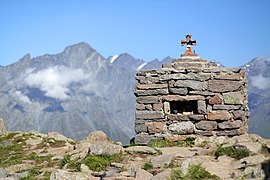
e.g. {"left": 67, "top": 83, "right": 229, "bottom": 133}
{"left": 175, "top": 80, "right": 207, "bottom": 90}
{"left": 213, "top": 105, "right": 241, "bottom": 110}
{"left": 151, "top": 168, "right": 171, "bottom": 180}
{"left": 136, "top": 168, "right": 153, "bottom": 180}
{"left": 150, "top": 154, "right": 173, "bottom": 168}
{"left": 216, "top": 129, "right": 243, "bottom": 136}
{"left": 135, "top": 89, "right": 169, "bottom": 96}
{"left": 125, "top": 146, "right": 157, "bottom": 154}
{"left": 169, "top": 87, "right": 188, "bottom": 95}
{"left": 137, "top": 96, "right": 161, "bottom": 104}
{"left": 134, "top": 133, "right": 153, "bottom": 145}
{"left": 218, "top": 120, "right": 242, "bottom": 129}
{"left": 135, "top": 120, "right": 148, "bottom": 134}
{"left": 50, "top": 169, "right": 96, "bottom": 180}
{"left": 135, "top": 111, "right": 164, "bottom": 120}
{"left": 223, "top": 92, "right": 244, "bottom": 105}
{"left": 197, "top": 100, "right": 207, "bottom": 114}
{"left": 0, "top": 168, "right": 8, "bottom": 178}
{"left": 168, "top": 121, "right": 194, "bottom": 134}
{"left": 233, "top": 110, "right": 245, "bottom": 120}
{"left": 195, "top": 121, "right": 217, "bottom": 131}
{"left": 89, "top": 143, "right": 123, "bottom": 155}
{"left": 208, "top": 80, "right": 242, "bottom": 92}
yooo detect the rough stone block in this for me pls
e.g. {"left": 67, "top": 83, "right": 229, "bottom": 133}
{"left": 197, "top": 100, "right": 207, "bottom": 114}
{"left": 162, "top": 95, "right": 205, "bottom": 101}
{"left": 153, "top": 103, "right": 163, "bottom": 111}
{"left": 214, "top": 74, "right": 241, "bottom": 80}
{"left": 208, "top": 80, "right": 242, "bottom": 92}
{"left": 195, "top": 121, "right": 217, "bottom": 131}
{"left": 168, "top": 121, "right": 194, "bottom": 134}
{"left": 189, "top": 115, "right": 206, "bottom": 121}
{"left": 195, "top": 130, "right": 213, "bottom": 136}
{"left": 173, "top": 62, "right": 208, "bottom": 69}
{"left": 135, "top": 120, "right": 148, "bottom": 134}
{"left": 207, "top": 105, "right": 213, "bottom": 113}
{"left": 216, "top": 129, "right": 244, "bottom": 136}
{"left": 163, "top": 102, "right": 170, "bottom": 114}
{"left": 134, "top": 133, "right": 154, "bottom": 145}
{"left": 189, "top": 91, "right": 215, "bottom": 96}
{"left": 213, "top": 105, "right": 241, "bottom": 110}
{"left": 135, "top": 111, "right": 164, "bottom": 120}
{"left": 135, "top": 89, "right": 169, "bottom": 96}
{"left": 167, "top": 114, "right": 189, "bottom": 121}
{"left": 218, "top": 120, "right": 242, "bottom": 129}
{"left": 175, "top": 80, "right": 207, "bottom": 90}
{"left": 136, "top": 84, "right": 168, "bottom": 90}
{"left": 169, "top": 87, "right": 188, "bottom": 95}
{"left": 223, "top": 92, "right": 244, "bottom": 105}
{"left": 162, "top": 63, "right": 172, "bottom": 69}
{"left": 136, "top": 104, "right": 145, "bottom": 110}
{"left": 207, "top": 111, "right": 232, "bottom": 121}
{"left": 137, "top": 96, "right": 161, "bottom": 104}
{"left": 208, "top": 94, "right": 223, "bottom": 105}
{"left": 145, "top": 104, "right": 152, "bottom": 110}
{"left": 159, "top": 73, "right": 187, "bottom": 80}
{"left": 233, "top": 110, "right": 245, "bottom": 120}
{"left": 146, "top": 122, "right": 166, "bottom": 134}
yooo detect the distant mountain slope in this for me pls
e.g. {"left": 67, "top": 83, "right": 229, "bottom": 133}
{"left": 0, "top": 42, "right": 137, "bottom": 144}
{"left": 241, "top": 56, "right": 270, "bottom": 138}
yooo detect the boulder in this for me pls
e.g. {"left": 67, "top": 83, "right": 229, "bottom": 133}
{"left": 157, "top": 147, "right": 197, "bottom": 158}
{"left": 84, "top": 131, "right": 111, "bottom": 144}
{"left": 50, "top": 169, "right": 98, "bottom": 180}
{"left": 125, "top": 146, "right": 157, "bottom": 154}
{"left": 150, "top": 154, "right": 173, "bottom": 168}
{"left": 48, "top": 132, "right": 75, "bottom": 143}
{"left": 151, "top": 168, "right": 171, "bottom": 180}
{"left": 136, "top": 168, "right": 153, "bottom": 180}
{"left": 89, "top": 143, "right": 123, "bottom": 155}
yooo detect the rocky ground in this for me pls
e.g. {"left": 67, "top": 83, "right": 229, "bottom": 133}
{"left": 0, "top": 119, "right": 270, "bottom": 180}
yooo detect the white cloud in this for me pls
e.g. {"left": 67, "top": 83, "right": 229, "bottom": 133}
{"left": 14, "top": 90, "right": 32, "bottom": 104}
{"left": 25, "top": 66, "right": 89, "bottom": 100}
{"left": 250, "top": 74, "right": 270, "bottom": 90}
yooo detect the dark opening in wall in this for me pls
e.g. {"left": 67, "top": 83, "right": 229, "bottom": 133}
{"left": 170, "top": 101, "right": 198, "bottom": 115}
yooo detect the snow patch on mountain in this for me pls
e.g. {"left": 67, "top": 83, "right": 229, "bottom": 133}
{"left": 110, "top": 55, "right": 119, "bottom": 63}
{"left": 136, "top": 62, "right": 147, "bottom": 71}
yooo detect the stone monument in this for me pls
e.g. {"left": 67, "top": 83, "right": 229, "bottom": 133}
{"left": 134, "top": 35, "right": 249, "bottom": 145}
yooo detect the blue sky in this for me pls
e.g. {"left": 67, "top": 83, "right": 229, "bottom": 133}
{"left": 1, "top": 0, "right": 270, "bottom": 67}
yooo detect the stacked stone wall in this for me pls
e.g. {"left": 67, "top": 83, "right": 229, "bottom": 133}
{"left": 134, "top": 59, "right": 249, "bottom": 144}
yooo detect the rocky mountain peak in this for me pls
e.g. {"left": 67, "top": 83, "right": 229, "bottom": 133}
{"left": 62, "top": 42, "right": 95, "bottom": 55}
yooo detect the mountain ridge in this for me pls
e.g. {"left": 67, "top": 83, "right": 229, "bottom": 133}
{"left": 0, "top": 42, "right": 269, "bottom": 144}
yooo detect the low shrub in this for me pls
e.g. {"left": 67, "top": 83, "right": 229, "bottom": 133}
{"left": 142, "top": 161, "right": 153, "bottom": 171}
{"left": 215, "top": 145, "right": 250, "bottom": 159}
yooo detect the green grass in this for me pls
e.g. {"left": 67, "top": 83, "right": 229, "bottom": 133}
{"left": 170, "top": 164, "right": 220, "bottom": 180}
{"left": 142, "top": 161, "right": 153, "bottom": 171}
{"left": 147, "top": 137, "right": 195, "bottom": 148}
{"left": 59, "top": 154, "right": 71, "bottom": 168}
{"left": 261, "top": 144, "right": 269, "bottom": 155}
{"left": 215, "top": 146, "right": 250, "bottom": 159}
{"left": 65, "top": 152, "right": 125, "bottom": 172}
{"left": 82, "top": 155, "right": 111, "bottom": 172}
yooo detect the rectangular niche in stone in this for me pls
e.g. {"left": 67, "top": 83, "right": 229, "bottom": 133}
{"left": 169, "top": 100, "right": 198, "bottom": 115}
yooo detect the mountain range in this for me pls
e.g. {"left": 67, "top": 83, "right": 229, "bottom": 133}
{"left": 0, "top": 42, "right": 269, "bottom": 143}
